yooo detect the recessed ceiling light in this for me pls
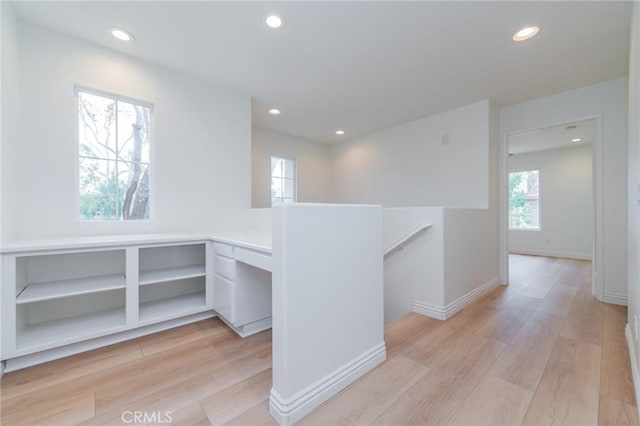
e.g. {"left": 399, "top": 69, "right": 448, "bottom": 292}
{"left": 268, "top": 108, "right": 281, "bottom": 116}
{"left": 335, "top": 130, "right": 345, "bottom": 135}
{"left": 265, "top": 13, "right": 284, "bottom": 29}
{"left": 512, "top": 26, "right": 539, "bottom": 42}
{"left": 572, "top": 138, "right": 583, "bottom": 142}
{"left": 110, "top": 28, "right": 134, "bottom": 42}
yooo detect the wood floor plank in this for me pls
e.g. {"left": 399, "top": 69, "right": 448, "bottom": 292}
{"left": 2, "top": 330, "right": 244, "bottom": 424}
{"left": 535, "top": 283, "right": 579, "bottom": 317}
{"left": 167, "top": 402, "right": 211, "bottom": 426}
{"left": 601, "top": 304, "right": 636, "bottom": 406}
{"left": 86, "top": 346, "right": 272, "bottom": 425}
{"left": 200, "top": 369, "right": 272, "bottom": 426}
{"left": 445, "top": 303, "right": 499, "bottom": 334}
{"left": 488, "top": 309, "right": 565, "bottom": 390}
{"left": 561, "top": 291, "right": 605, "bottom": 347}
{"left": 95, "top": 330, "right": 271, "bottom": 413}
{"left": 402, "top": 323, "right": 472, "bottom": 368}
{"left": 522, "top": 336, "right": 601, "bottom": 426}
{"left": 383, "top": 313, "right": 442, "bottom": 359}
{"left": 137, "top": 317, "right": 232, "bottom": 356}
{"left": 0, "top": 339, "right": 143, "bottom": 401}
{"left": 599, "top": 397, "right": 640, "bottom": 426}
{"left": 225, "top": 401, "right": 277, "bottom": 426}
{"left": 372, "top": 335, "right": 506, "bottom": 425}
{"left": 2, "top": 391, "right": 95, "bottom": 425}
{"left": 446, "top": 375, "right": 533, "bottom": 426}
{"left": 473, "top": 305, "right": 533, "bottom": 344}
{"left": 301, "top": 355, "right": 430, "bottom": 425}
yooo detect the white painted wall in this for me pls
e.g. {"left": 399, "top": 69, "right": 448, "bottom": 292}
{"left": 1, "top": 1, "right": 21, "bottom": 372}
{"left": 2, "top": 22, "right": 252, "bottom": 243}
{"left": 252, "top": 128, "right": 331, "bottom": 208}
{"left": 509, "top": 145, "right": 593, "bottom": 260}
{"left": 443, "top": 208, "right": 499, "bottom": 306}
{"left": 501, "top": 78, "right": 628, "bottom": 304}
{"left": 330, "top": 100, "right": 491, "bottom": 208}
{"left": 627, "top": 0, "right": 640, "bottom": 399}
{"left": 384, "top": 207, "right": 444, "bottom": 322}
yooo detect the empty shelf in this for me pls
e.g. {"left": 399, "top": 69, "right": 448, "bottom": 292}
{"left": 139, "top": 265, "right": 205, "bottom": 286}
{"left": 17, "top": 307, "right": 126, "bottom": 349}
{"left": 17, "top": 274, "right": 126, "bottom": 304}
{"left": 139, "top": 292, "right": 206, "bottom": 322}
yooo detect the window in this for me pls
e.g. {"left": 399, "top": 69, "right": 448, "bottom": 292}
{"left": 509, "top": 170, "right": 540, "bottom": 229}
{"left": 77, "top": 89, "right": 152, "bottom": 220}
{"left": 271, "top": 156, "right": 296, "bottom": 205}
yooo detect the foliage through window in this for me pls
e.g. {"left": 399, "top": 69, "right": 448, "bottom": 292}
{"left": 271, "top": 156, "right": 296, "bottom": 205}
{"left": 509, "top": 170, "right": 540, "bottom": 229}
{"left": 78, "top": 89, "right": 151, "bottom": 220}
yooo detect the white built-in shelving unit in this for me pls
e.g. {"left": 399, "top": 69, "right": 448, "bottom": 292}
{"left": 1, "top": 238, "right": 214, "bottom": 370}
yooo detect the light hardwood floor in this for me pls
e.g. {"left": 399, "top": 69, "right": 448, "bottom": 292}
{"left": 0, "top": 255, "right": 637, "bottom": 425}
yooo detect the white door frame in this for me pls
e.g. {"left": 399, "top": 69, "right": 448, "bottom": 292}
{"left": 499, "top": 114, "right": 604, "bottom": 300}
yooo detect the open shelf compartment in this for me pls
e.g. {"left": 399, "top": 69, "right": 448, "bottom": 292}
{"left": 15, "top": 249, "right": 126, "bottom": 304}
{"left": 139, "top": 244, "right": 206, "bottom": 287}
{"left": 17, "top": 273, "right": 126, "bottom": 304}
{"left": 16, "top": 289, "right": 127, "bottom": 350}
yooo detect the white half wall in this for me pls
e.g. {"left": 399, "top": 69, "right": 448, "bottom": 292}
{"left": 330, "top": 100, "right": 491, "bottom": 208}
{"left": 271, "top": 203, "right": 385, "bottom": 424}
{"left": 509, "top": 145, "right": 593, "bottom": 260}
{"left": 252, "top": 128, "right": 331, "bottom": 208}
{"left": 501, "top": 77, "right": 628, "bottom": 304}
{"left": 3, "top": 21, "right": 252, "bottom": 243}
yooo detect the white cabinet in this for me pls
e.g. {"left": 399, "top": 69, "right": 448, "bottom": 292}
{"left": 1, "top": 239, "right": 214, "bottom": 371}
{"left": 212, "top": 243, "right": 272, "bottom": 337}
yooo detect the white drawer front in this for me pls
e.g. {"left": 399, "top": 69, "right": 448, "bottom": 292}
{"left": 214, "top": 275, "right": 235, "bottom": 324}
{"left": 213, "top": 242, "right": 234, "bottom": 259}
{"left": 215, "top": 256, "right": 235, "bottom": 281}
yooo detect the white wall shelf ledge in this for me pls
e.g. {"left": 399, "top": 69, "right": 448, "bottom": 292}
{"left": 139, "top": 265, "right": 205, "bottom": 287}
{"left": 16, "top": 274, "right": 126, "bottom": 304}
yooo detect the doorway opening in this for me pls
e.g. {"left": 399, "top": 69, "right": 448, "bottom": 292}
{"left": 503, "top": 118, "right": 599, "bottom": 298}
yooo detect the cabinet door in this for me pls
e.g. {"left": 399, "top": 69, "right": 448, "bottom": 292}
{"left": 213, "top": 275, "right": 235, "bottom": 324}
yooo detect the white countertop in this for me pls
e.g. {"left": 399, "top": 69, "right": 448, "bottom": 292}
{"left": 0, "top": 232, "right": 272, "bottom": 255}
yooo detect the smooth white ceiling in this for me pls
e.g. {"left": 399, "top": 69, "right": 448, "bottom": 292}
{"left": 508, "top": 118, "right": 595, "bottom": 155}
{"left": 10, "top": 1, "right": 631, "bottom": 144}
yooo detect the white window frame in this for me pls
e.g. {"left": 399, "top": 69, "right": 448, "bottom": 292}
{"left": 74, "top": 85, "right": 155, "bottom": 222}
{"left": 508, "top": 169, "right": 541, "bottom": 231}
{"left": 270, "top": 155, "right": 297, "bottom": 206}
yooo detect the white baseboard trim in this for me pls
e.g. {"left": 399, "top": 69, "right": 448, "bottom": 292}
{"left": 509, "top": 249, "right": 591, "bottom": 261}
{"left": 604, "top": 292, "right": 628, "bottom": 306}
{"left": 412, "top": 300, "right": 446, "bottom": 320}
{"left": 413, "top": 277, "right": 500, "bottom": 321}
{"left": 269, "top": 342, "right": 386, "bottom": 425}
{"left": 444, "top": 278, "right": 500, "bottom": 319}
{"left": 625, "top": 324, "right": 640, "bottom": 420}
